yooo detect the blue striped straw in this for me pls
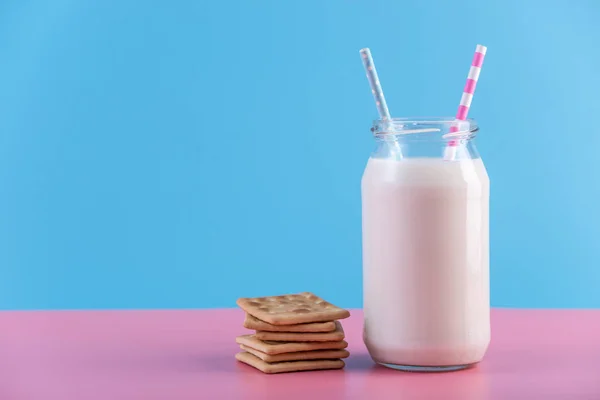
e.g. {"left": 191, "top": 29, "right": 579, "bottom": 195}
{"left": 360, "top": 48, "right": 391, "bottom": 120}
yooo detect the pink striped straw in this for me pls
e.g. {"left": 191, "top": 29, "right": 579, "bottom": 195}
{"left": 447, "top": 44, "right": 487, "bottom": 150}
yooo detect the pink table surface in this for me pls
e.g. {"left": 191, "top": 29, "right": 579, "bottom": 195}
{"left": 0, "top": 309, "right": 599, "bottom": 400}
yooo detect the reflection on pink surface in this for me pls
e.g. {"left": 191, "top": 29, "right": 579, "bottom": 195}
{"left": 0, "top": 309, "right": 599, "bottom": 399}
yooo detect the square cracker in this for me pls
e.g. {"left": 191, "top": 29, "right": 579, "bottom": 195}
{"left": 236, "top": 292, "right": 350, "bottom": 325}
{"left": 240, "top": 344, "right": 350, "bottom": 363}
{"left": 235, "top": 352, "right": 345, "bottom": 374}
{"left": 236, "top": 334, "right": 348, "bottom": 355}
{"left": 254, "top": 321, "right": 344, "bottom": 342}
{"left": 244, "top": 313, "right": 336, "bottom": 333}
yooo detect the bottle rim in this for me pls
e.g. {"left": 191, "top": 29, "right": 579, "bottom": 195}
{"left": 371, "top": 117, "right": 479, "bottom": 141}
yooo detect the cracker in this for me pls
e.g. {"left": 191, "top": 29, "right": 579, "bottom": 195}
{"left": 235, "top": 352, "right": 345, "bottom": 374}
{"left": 240, "top": 344, "right": 350, "bottom": 363}
{"left": 254, "top": 321, "right": 345, "bottom": 342}
{"left": 236, "top": 334, "right": 348, "bottom": 355}
{"left": 236, "top": 292, "right": 350, "bottom": 325}
{"left": 244, "top": 313, "right": 336, "bottom": 333}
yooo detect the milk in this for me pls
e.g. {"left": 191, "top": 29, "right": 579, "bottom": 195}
{"left": 362, "top": 157, "right": 490, "bottom": 369}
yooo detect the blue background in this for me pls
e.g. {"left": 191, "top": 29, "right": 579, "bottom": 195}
{"left": 0, "top": 0, "right": 598, "bottom": 310}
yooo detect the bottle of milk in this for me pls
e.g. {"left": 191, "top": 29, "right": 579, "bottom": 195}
{"left": 362, "top": 118, "right": 490, "bottom": 372}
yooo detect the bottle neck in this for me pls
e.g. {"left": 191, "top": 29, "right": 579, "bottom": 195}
{"left": 370, "top": 117, "right": 480, "bottom": 161}
{"left": 372, "top": 136, "right": 480, "bottom": 161}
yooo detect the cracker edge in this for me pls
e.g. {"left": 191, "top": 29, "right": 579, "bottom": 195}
{"left": 253, "top": 320, "right": 345, "bottom": 342}
{"left": 235, "top": 351, "right": 345, "bottom": 374}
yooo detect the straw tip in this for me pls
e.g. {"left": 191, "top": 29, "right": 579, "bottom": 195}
{"left": 476, "top": 44, "right": 487, "bottom": 55}
{"left": 359, "top": 48, "right": 370, "bottom": 54}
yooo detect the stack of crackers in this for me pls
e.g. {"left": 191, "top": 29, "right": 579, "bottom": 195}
{"left": 235, "top": 292, "right": 351, "bottom": 374}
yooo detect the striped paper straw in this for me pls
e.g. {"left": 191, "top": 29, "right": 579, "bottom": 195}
{"left": 360, "top": 48, "right": 391, "bottom": 120}
{"left": 446, "top": 44, "right": 487, "bottom": 154}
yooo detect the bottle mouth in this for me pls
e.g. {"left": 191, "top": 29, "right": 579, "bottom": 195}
{"left": 372, "top": 117, "right": 478, "bottom": 140}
